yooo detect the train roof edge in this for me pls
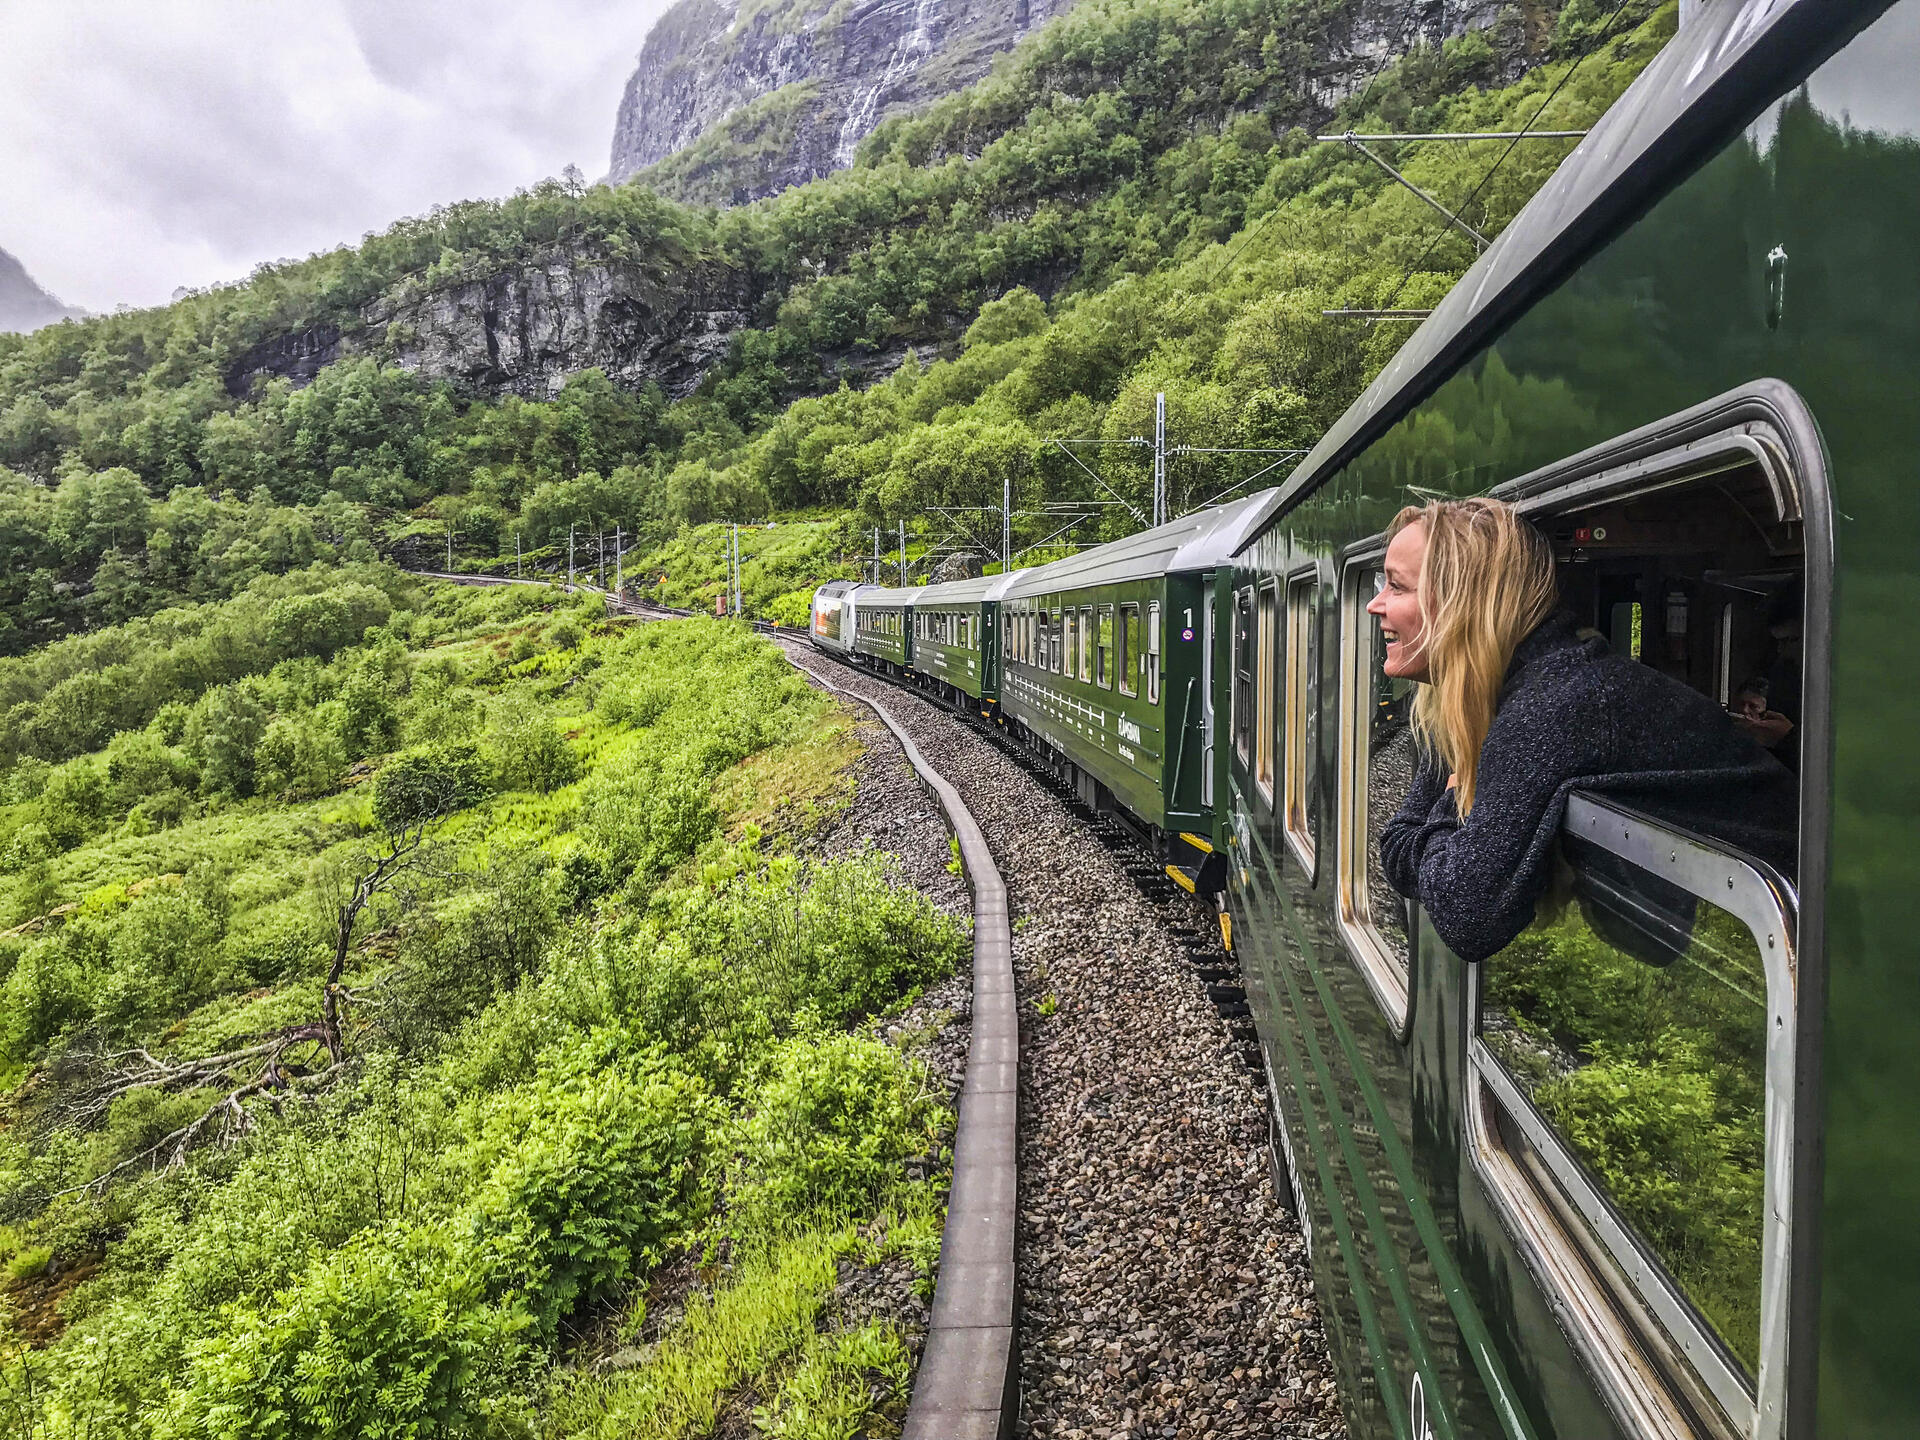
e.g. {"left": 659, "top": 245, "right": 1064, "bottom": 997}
{"left": 1002, "top": 487, "right": 1279, "bottom": 598}
{"left": 1233, "top": 0, "right": 1883, "bottom": 550}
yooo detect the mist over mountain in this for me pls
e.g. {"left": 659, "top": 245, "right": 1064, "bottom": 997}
{"left": 0, "top": 246, "right": 81, "bottom": 334}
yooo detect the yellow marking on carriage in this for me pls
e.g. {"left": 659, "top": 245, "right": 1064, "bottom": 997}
{"left": 1166, "top": 864, "right": 1197, "bottom": 894}
{"left": 1179, "top": 832, "right": 1214, "bottom": 854}
{"left": 1219, "top": 913, "right": 1233, "bottom": 952}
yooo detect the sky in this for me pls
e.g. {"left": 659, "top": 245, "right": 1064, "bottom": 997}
{"left": 0, "top": 0, "right": 677, "bottom": 315}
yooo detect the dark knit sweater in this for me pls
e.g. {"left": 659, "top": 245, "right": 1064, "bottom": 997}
{"left": 1379, "top": 610, "right": 1798, "bottom": 963}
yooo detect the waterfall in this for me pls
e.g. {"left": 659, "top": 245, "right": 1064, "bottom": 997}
{"left": 833, "top": 0, "right": 940, "bottom": 167}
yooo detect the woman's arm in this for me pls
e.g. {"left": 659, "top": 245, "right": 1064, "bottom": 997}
{"left": 1380, "top": 754, "right": 1449, "bottom": 898}
{"left": 1397, "top": 699, "right": 1609, "bottom": 962}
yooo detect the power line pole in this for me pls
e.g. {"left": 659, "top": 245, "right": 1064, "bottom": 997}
{"left": 614, "top": 526, "right": 622, "bottom": 595}
{"left": 1003, "top": 476, "right": 1011, "bottom": 571}
{"left": 872, "top": 527, "right": 881, "bottom": 586}
{"left": 732, "top": 524, "right": 743, "bottom": 616}
{"left": 1153, "top": 391, "right": 1167, "bottom": 527}
{"left": 568, "top": 523, "right": 575, "bottom": 587}
{"left": 445, "top": 520, "right": 453, "bottom": 572}
{"left": 516, "top": 530, "right": 522, "bottom": 579}
{"left": 898, "top": 519, "right": 906, "bottom": 587}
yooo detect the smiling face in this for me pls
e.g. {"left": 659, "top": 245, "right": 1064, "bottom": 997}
{"left": 1367, "top": 522, "right": 1430, "bottom": 681}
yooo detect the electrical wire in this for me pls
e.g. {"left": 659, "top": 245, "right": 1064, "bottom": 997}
{"left": 1380, "top": 0, "right": 1640, "bottom": 309}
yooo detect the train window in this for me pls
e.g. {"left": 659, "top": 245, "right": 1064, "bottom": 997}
{"left": 1146, "top": 602, "right": 1161, "bottom": 705}
{"left": 1062, "top": 608, "right": 1076, "bottom": 678}
{"left": 1284, "top": 574, "right": 1320, "bottom": 870}
{"left": 1336, "top": 556, "right": 1416, "bottom": 1026}
{"left": 1078, "top": 607, "right": 1094, "bottom": 683}
{"left": 1461, "top": 402, "right": 1820, "bottom": 1440}
{"left": 1118, "top": 604, "right": 1140, "bottom": 697}
{"left": 1470, "top": 796, "right": 1797, "bottom": 1437}
{"left": 1095, "top": 606, "right": 1114, "bottom": 689}
{"left": 1255, "top": 582, "right": 1278, "bottom": 803}
{"left": 1233, "top": 587, "right": 1255, "bottom": 764}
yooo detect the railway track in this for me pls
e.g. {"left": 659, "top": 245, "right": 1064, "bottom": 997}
{"left": 779, "top": 639, "right": 1344, "bottom": 1440}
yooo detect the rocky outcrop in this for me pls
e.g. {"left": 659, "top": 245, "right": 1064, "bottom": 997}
{"left": 225, "top": 248, "right": 753, "bottom": 402}
{"left": 608, "top": 0, "right": 1075, "bottom": 200}
{"left": 0, "top": 247, "right": 83, "bottom": 336}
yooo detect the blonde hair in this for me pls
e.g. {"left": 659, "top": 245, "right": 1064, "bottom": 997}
{"left": 1391, "top": 498, "right": 1557, "bottom": 817}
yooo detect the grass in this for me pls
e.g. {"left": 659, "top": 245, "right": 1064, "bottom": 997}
{"left": 546, "top": 1199, "right": 940, "bottom": 1440}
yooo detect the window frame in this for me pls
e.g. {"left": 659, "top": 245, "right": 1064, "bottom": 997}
{"left": 1472, "top": 384, "right": 1833, "bottom": 1440}
{"left": 1255, "top": 580, "right": 1279, "bottom": 804}
{"left": 1232, "top": 586, "right": 1255, "bottom": 764}
{"left": 1146, "top": 602, "right": 1161, "bottom": 705}
{"left": 1466, "top": 793, "right": 1798, "bottom": 1440}
{"left": 1334, "top": 545, "right": 1414, "bottom": 1034}
{"left": 1283, "top": 569, "right": 1321, "bottom": 877}
{"left": 1078, "top": 606, "right": 1094, "bottom": 683}
{"left": 1118, "top": 602, "right": 1140, "bottom": 698}
{"left": 1095, "top": 604, "right": 1114, "bottom": 689}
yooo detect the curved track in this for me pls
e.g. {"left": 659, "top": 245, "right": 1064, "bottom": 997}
{"left": 784, "top": 642, "right": 1345, "bottom": 1440}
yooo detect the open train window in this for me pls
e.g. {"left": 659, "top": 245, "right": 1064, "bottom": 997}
{"left": 1147, "top": 602, "right": 1161, "bottom": 705}
{"left": 1095, "top": 605, "right": 1114, "bottom": 688}
{"left": 1255, "top": 582, "right": 1278, "bottom": 804}
{"left": 1233, "top": 587, "right": 1255, "bottom": 764}
{"left": 1336, "top": 553, "right": 1416, "bottom": 1029}
{"left": 1078, "top": 606, "right": 1094, "bottom": 683}
{"left": 1283, "top": 572, "right": 1320, "bottom": 872}
{"left": 1061, "top": 608, "right": 1075, "bottom": 677}
{"left": 1470, "top": 797, "right": 1797, "bottom": 1440}
{"left": 1118, "top": 604, "right": 1140, "bottom": 697}
{"left": 1464, "top": 397, "right": 1821, "bottom": 1440}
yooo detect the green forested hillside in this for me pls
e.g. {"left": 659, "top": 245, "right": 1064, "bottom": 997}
{"left": 0, "top": 582, "right": 966, "bottom": 1434}
{"left": 0, "top": 0, "right": 1669, "bottom": 649}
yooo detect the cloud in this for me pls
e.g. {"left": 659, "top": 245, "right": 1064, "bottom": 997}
{"left": 0, "top": 0, "right": 674, "bottom": 313}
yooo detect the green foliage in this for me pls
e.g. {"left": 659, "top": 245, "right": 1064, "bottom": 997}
{"left": 485, "top": 693, "right": 582, "bottom": 795}
{"left": 544, "top": 1228, "right": 842, "bottom": 1440}
{"left": 371, "top": 745, "right": 491, "bottom": 834}
{"left": 755, "top": 1318, "right": 910, "bottom": 1440}
{"left": 1486, "top": 899, "right": 1768, "bottom": 1371}
{"left": 154, "top": 1225, "right": 534, "bottom": 1440}
{"left": 467, "top": 1045, "right": 714, "bottom": 1338}
{"left": 726, "top": 1032, "right": 946, "bottom": 1234}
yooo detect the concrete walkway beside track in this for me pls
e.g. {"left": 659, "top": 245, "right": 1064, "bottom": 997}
{"left": 787, "top": 651, "right": 1020, "bottom": 1440}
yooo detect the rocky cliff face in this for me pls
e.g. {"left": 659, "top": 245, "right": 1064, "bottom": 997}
{"left": 0, "top": 247, "right": 83, "bottom": 335}
{"left": 226, "top": 247, "right": 753, "bottom": 402}
{"left": 607, "top": 0, "right": 1074, "bottom": 201}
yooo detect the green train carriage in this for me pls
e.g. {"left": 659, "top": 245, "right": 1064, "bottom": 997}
{"left": 999, "top": 491, "right": 1275, "bottom": 885}
{"left": 848, "top": 585, "right": 920, "bottom": 673}
{"left": 1218, "top": 3, "right": 1919, "bottom": 1438}
{"left": 908, "top": 573, "right": 1018, "bottom": 709}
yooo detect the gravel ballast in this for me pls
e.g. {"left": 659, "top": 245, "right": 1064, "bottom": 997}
{"left": 784, "top": 645, "right": 1347, "bottom": 1440}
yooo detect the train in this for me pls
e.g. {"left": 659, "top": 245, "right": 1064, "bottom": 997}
{"left": 811, "top": 1, "right": 1917, "bottom": 1435}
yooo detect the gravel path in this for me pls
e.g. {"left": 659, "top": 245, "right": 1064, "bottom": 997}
{"left": 784, "top": 645, "right": 1346, "bottom": 1440}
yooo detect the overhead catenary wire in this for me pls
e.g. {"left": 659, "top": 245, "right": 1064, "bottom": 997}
{"left": 1379, "top": 0, "right": 1641, "bottom": 310}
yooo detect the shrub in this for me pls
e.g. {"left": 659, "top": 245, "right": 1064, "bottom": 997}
{"left": 466, "top": 1046, "right": 714, "bottom": 1338}
{"left": 371, "top": 745, "right": 491, "bottom": 834}
{"left": 726, "top": 1033, "right": 944, "bottom": 1235}
{"left": 155, "top": 1224, "right": 532, "bottom": 1440}
{"left": 485, "top": 693, "right": 581, "bottom": 794}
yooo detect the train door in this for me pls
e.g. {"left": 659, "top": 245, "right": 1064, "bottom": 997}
{"left": 1200, "top": 579, "right": 1216, "bottom": 807}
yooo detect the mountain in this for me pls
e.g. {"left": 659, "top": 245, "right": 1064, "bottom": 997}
{"left": 0, "top": 247, "right": 81, "bottom": 334}
{"left": 606, "top": 0, "right": 1077, "bottom": 203}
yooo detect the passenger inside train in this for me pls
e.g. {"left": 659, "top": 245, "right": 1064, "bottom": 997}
{"left": 1369, "top": 497, "right": 1798, "bottom": 965}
